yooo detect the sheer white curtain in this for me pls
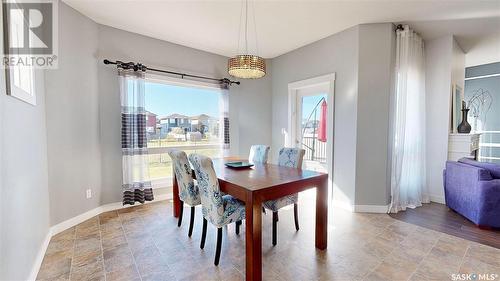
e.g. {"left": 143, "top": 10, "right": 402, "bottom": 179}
{"left": 389, "top": 25, "right": 429, "bottom": 213}
{"left": 119, "top": 65, "right": 153, "bottom": 205}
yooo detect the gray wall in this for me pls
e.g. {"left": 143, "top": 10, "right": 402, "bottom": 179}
{"left": 96, "top": 25, "right": 273, "bottom": 204}
{"left": 272, "top": 26, "right": 360, "bottom": 206}
{"left": 271, "top": 23, "right": 395, "bottom": 207}
{"left": 0, "top": 15, "right": 51, "bottom": 281}
{"left": 234, "top": 64, "right": 273, "bottom": 158}
{"left": 44, "top": 3, "right": 102, "bottom": 225}
{"left": 354, "top": 24, "right": 395, "bottom": 205}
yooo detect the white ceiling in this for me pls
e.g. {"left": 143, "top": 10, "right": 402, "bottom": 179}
{"left": 63, "top": 0, "right": 500, "bottom": 59}
{"left": 403, "top": 17, "right": 500, "bottom": 66}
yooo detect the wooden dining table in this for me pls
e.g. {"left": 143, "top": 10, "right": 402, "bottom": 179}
{"left": 172, "top": 158, "right": 329, "bottom": 281}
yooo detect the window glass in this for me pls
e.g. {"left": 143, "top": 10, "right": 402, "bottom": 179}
{"left": 144, "top": 80, "right": 222, "bottom": 186}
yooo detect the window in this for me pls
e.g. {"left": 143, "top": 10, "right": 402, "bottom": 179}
{"left": 4, "top": 5, "right": 36, "bottom": 105}
{"left": 144, "top": 77, "right": 223, "bottom": 188}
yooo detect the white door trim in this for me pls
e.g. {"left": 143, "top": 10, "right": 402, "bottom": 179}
{"left": 287, "top": 73, "right": 336, "bottom": 197}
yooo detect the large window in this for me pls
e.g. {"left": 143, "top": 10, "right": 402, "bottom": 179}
{"left": 144, "top": 78, "right": 223, "bottom": 187}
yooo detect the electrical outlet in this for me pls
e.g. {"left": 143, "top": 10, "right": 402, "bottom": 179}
{"left": 86, "top": 189, "right": 92, "bottom": 199}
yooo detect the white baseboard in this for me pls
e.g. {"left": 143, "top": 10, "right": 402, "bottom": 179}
{"left": 30, "top": 193, "right": 171, "bottom": 280}
{"left": 354, "top": 204, "right": 390, "bottom": 213}
{"left": 51, "top": 193, "right": 171, "bottom": 236}
{"left": 50, "top": 205, "right": 103, "bottom": 236}
{"left": 28, "top": 232, "right": 51, "bottom": 281}
{"left": 429, "top": 195, "right": 445, "bottom": 204}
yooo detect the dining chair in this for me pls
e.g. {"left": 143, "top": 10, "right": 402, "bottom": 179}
{"left": 248, "top": 144, "right": 270, "bottom": 164}
{"left": 168, "top": 149, "right": 201, "bottom": 238}
{"left": 263, "top": 147, "right": 305, "bottom": 246}
{"left": 188, "top": 153, "right": 246, "bottom": 266}
{"left": 249, "top": 145, "right": 271, "bottom": 214}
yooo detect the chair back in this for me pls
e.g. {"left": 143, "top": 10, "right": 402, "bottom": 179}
{"left": 167, "top": 150, "right": 200, "bottom": 205}
{"left": 188, "top": 154, "right": 224, "bottom": 225}
{"left": 249, "top": 145, "right": 270, "bottom": 164}
{"left": 278, "top": 147, "right": 306, "bottom": 168}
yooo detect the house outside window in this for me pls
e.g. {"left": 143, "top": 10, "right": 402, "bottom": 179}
{"left": 144, "top": 77, "right": 223, "bottom": 188}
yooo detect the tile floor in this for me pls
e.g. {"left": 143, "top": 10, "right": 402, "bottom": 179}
{"left": 37, "top": 191, "right": 500, "bottom": 281}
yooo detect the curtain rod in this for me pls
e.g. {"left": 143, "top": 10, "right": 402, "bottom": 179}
{"left": 103, "top": 59, "right": 240, "bottom": 86}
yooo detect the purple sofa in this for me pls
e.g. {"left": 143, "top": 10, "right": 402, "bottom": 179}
{"left": 444, "top": 158, "right": 500, "bottom": 228}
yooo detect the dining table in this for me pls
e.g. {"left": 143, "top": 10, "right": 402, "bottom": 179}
{"left": 172, "top": 157, "right": 329, "bottom": 281}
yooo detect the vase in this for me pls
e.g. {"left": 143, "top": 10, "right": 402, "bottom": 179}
{"left": 457, "top": 108, "right": 471, "bottom": 133}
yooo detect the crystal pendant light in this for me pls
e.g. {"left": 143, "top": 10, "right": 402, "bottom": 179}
{"left": 228, "top": 0, "right": 266, "bottom": 79}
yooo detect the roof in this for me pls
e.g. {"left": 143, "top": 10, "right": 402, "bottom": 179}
{"left": 160, "top": 113, "right": 189, "bottom": 120}
{"left": 189, "top": 114, "right": 214, "bottom": 120}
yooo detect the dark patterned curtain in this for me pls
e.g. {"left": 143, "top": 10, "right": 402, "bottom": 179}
{"left": 219, "top": 88, "right": 230, "bottom": 156}
{"left": 118, "top": 64, "right": 154, "bottom": 205}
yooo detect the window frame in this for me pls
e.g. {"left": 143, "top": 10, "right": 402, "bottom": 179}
{"left": 2, "top": 1, "right": 37, "bottom": 105}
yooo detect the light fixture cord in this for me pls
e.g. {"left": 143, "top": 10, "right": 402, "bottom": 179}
{"left": 252, "top": 0, "right": 259, "bottom": 56}
{"left": 237, "top": 0, "right": 243, "bottom": 54}
{"left": 245, "top": 0, "right": 248, "bottom": 54}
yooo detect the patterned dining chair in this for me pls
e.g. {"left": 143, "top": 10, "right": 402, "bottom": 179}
{"left": 263, "top": 147, "right": 305, "bottom": 246}
{"left": 248, "top": 145, "right": 270, "bottom": 164}
{"left": 188, "top": 154, "right": 246, "bottom": 266}
{"left": 168, "top": 150, "right": 201, "bottom": 238}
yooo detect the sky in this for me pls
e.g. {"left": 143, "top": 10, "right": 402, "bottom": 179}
{"left": 143, "top": 81, "right": 325, "bottom": 120}
{"left": 145, "top": 82, "right": 220, "bottom": 117}
{"left": 302, "top": 94, "right": 327, "bottom": 121}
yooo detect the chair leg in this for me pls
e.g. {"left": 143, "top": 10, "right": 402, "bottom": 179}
{"left": 188, "top": 206, "right": 195, "bottom": 237}
{"left": 235, "top": 220, "right": 241, "bottom": 235}
{"left": 200, "top": 218, "right": 207, "bottom": 249}
{"left": 214, "top": 228, "right": 223, "bottom": 266}
{"left": 272, "top": 211, "right": 278, "bottom": 246}
{"left": 294, "top": 203, "right": 299, "bottom": 231}
{"left": 177, "top": 201, "right": 184, "bottom": 227}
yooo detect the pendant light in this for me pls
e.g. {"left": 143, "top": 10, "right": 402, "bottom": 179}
{"left": 228, "top": 0, "right": 266, "bottom": 79}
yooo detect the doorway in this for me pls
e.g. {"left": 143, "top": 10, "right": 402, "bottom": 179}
{"left": 288, "top": 73, "right": 335, "bottom": 190}
{"left": 295, "top": 86, "right": 328, "bottom": 172}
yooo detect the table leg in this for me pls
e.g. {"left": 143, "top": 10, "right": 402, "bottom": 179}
{"left": 245, "top": 195, "right": 262, "bottom": 281}
{"left": 172, "top": 170, "right": 180, "bottom": 218}
{"left": 315, "top": 177, "right": 328, "bottom": 249}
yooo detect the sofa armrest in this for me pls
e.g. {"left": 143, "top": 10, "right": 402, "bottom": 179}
{"left": 445, "top": 161, "right": 492, "bottom": 183}
{"left": 444, "top": 161, "right": 494, "bottom": 224}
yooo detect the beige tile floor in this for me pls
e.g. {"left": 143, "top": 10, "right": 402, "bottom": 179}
{"left": 37, "top": 191, "right": 500, "bottom": 281}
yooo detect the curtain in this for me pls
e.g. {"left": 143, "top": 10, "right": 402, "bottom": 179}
{"left": 389, "top": 25, "right": 428, "bottom": 213}
{"left": 220, "top": 84, "right": 230, "bottom": 157}
{"left": 119, "top": 65, "right": 154, "bottom": 205}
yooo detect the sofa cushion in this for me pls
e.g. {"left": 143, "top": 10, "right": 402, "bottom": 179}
{"left": 458, "top": 158, "right": 500, "bottom": 179}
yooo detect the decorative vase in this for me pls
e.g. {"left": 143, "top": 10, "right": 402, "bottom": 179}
{"left": 457, "top": 108, "right": 472, "bottom": 133}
